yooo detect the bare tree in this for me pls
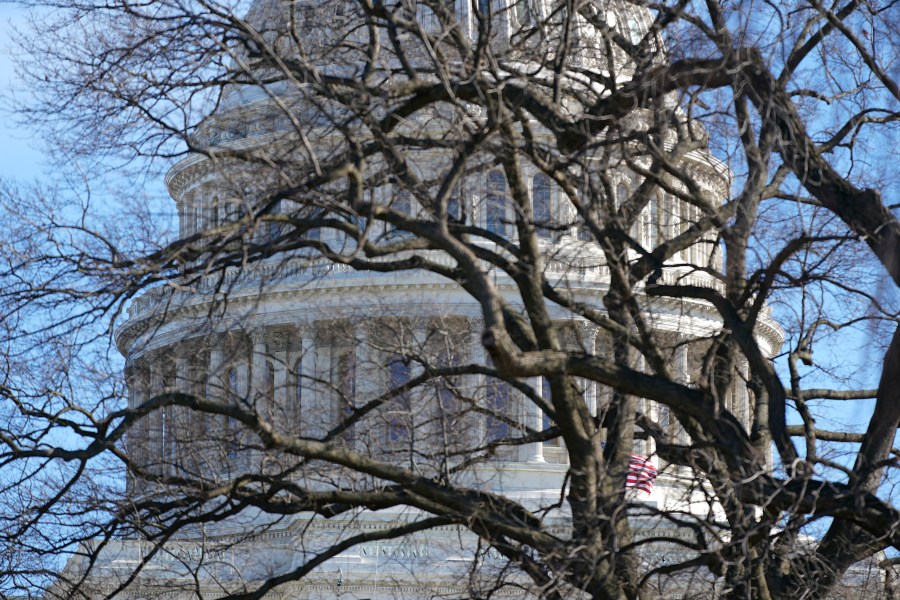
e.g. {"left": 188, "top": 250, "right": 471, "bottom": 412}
{"left": 1, "top": 0, "right": 898, "bottom": 598}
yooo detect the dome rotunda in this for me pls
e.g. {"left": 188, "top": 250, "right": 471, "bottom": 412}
{"left": 104, "top": 0, "right": 785, "bottom": 597}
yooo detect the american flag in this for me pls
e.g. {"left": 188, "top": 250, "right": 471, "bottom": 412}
{"left": 602, "top": 443, "right": 658, "bottom": 494}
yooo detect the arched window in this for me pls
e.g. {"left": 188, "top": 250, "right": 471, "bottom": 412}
{"left": 435, "top": 348, "right": 462, "bottom": 437}
{"left": 298, "top": 195, "right": 324, "bottom": 242}
{"left": 485, "top": 354, "right": 512, "bottom": 444}
{"left": 225, "top": 198, "right": 243, "bottom": 224}
{"left": 616, "top": 183, "right": 628, "bottom": 209}
{"left": 625, "top": 15, "right": 642, "bottom": 44}
{"left": 387, "top": 189, "right": 413, "bottom": 240}
{"left": 227, "top": 367, "right": 240, "bottom": 400}
{"left": 386, "top": 356, "right": 412, "bottom": 445}
{"left": 648, "top": 194, "right": 659, "bottom": 247}
{"left": 663, "top": 193, "right": 677, "bottom": 244}
{"left": 578, "top": 192, "right": 594, "bottom": 241}
{"left": 209, "top": 195, "right": 219, "bottom": 228}
{"left": 485, "top": 171, "right": 509, "bottom": 237}
{"left": 684, "top": 203, "right": 698, "bottom": 265}
{"left": 641, "top": 203, "right": 653, "bottom": 248}
{"left": 189, "top": 202, "right": 199, "bottom": 236}
{"left": 615, "top": 183, "right": 641, "bottom": 241}
{"left": 335, "top": 348, "right": 356, "bottom": 399}
{"left": 264, "top": 200, "right": 283, "bottom": 242}
{"left": 486, "top": 375, "right": 511, "bottom": 443}
{"left": 447, "top": 184, "right": 464, "bottom": 223}
{"left": 178, "top": 199, "right": 188, "bottom": 238}
{"left": 395, "top": 189, "right": 412, "bottom": 215}
{"left": 532, "top": 174, "right": 552, "bottom": 239}
{"left": 577, "top": 222, "right": 593, "bottom": 241}
{"left": 513, "top": 0, "right": 530, "bottom": 26}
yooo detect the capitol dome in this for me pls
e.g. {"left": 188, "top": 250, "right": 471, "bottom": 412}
{"left": 94, "top": 0, "right": 784, "bottom": 597}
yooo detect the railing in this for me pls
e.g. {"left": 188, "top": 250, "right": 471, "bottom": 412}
{"left": 126, "top": 254, "right": 725, "bottom": 321}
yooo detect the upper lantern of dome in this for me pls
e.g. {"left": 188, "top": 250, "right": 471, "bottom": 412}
{"left": 185, "top": 0, "right": 664, "bottom": 160}
{"left": 234, "top": 0, "right": 655, "bottom": 66}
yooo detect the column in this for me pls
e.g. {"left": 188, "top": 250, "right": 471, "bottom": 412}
{"left": 269, "top": 330, "right": 289, "bottom": 430}
{"left": 148, "top": 362, "right": 165, "bottom": 475}
{"left": 411, "top": 320, "right": 429, "bottom": 454}
{"left": 675, "top": 340, "right": 690, "bottom": 446}
{"left": 738, "top": 360, "right": 750, "bottom": 430}
{"left": 249, "top": 328, "right": 270, "bottom": 416}
{"left": 299, "top": 323, "right": 317, "bottom": 436}
{"left": 527, "top": 376, "right": 545, "bottom": 463}
{"left": 124, "top": 364, "right": 139, "bottom": 493}
{"left": 177, "top": 199, "right": 186, "bottom": 239}
{"left": 578, "top": 322, "right": 598, "bottom": 418}
{"left": 173, "top": 353, "right": 190, "bottom": 472}
{"left": 313, "top": 325, "right": 333, "bottom": 439}
{"left": 469, "top": 317, "right": 486, "bottom": 445}
{"left": 207, "top": 333, "right": 229, "bottom": 462}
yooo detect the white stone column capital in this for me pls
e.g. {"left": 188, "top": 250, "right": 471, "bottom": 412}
{"left": 269, "top": 330, "right": 289, "bottom": 352}
{"left": 248, "top": 327, "right": 269, "bottom": 347}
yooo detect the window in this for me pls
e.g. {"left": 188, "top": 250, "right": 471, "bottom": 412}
{"left": 303, "top": 200, "right": 326, "bottom": 241}
{"left": 578, "top": 227, "right": 593, "bottom": 241}
{"left": 225, "top": 198, "right": 244, "bottom": 225}
{"left": 416, "top": 1, "right": 439, "bottom": 31}
{"left": 615, "top": 184, "right": 628, "bottom": 209}
{"left": 485, "top": 171, "right": 509, "bottom": 237}
{"left": 626, "top": 15, "right": 642, "bottom": 45}
{"left": 435, "top": 347, "right": 463, "bottom": 438}
{"left": 387, "top": 189, "right": 414, "bottom": 240}
{"left": 664, "top": 193, "right": 676, "bottom": 241}
{"left": 659, "top": 402, "right": 671, "bottom": 429}
{"left": 532, "top": 174, "right": 552, "bottom": 239}
{"left": 644, "top": 194, "right": 670, "bottom": 248}
{"left": 447, "top": 184, "right": 464, "bottom": 223}
{"left": 386, "top": 356, "right": 412, "bottom": 444}
{"left": 265, "top": 199, "right": 283, "bottom": 242}
{"left": 193, "top": 202, "right": 202, "bottom": 235}
{"left": 179, "top": 201, "right": 188, "bottom": 238}
{"left": 395, "top": 189, "right": 412, "bottom": 215}
{"left": 227, "top": 367, "right": 240, "bottom": 399}
{"left": 335, "top": 348, "right": 356, "bottom": 399}
{"left": 578, "top": 218, "right": 593, "bottom": 241}
{"left": 485, "top": 369, "right": 511, "bottom": 443}
{"left": 210, "top": 195, "right": 220, "bottom": 228}
{"left": 513, "top": 0, "right": 529, "bottom": 26}
{"left": 641, "top": 202, "right": 653, "bottom": 248}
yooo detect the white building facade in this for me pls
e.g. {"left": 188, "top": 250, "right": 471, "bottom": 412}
{"left": 63, "top": 0, "right": 790, "bottom": 598}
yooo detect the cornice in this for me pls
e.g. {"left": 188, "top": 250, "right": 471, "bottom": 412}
{"left": 117, "top": 275, "right": 784, "bottom": 365}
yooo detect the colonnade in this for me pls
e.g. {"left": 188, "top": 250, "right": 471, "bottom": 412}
{"left": 124, "top": 318, "right": 735, "bottom": 487}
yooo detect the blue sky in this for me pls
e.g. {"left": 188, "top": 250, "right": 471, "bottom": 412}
{"left": 1, "top": 5, "right": 44, "bottom": 182}
{"left": 0, "top": 1, "right": 886, "bottom": 435}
